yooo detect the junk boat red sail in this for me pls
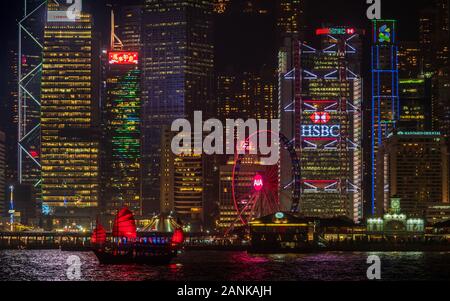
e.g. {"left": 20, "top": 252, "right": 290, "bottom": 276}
{"left": 91, "top": 208, "right": 184, "bottom": 265}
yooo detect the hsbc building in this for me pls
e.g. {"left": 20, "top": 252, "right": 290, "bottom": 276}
{"left": 279, "top": 27, "right": 363, "bottom": 222}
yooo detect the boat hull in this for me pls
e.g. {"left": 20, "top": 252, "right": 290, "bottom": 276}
{"left": 93, "top": 245, "right": 178, "bottom": 265}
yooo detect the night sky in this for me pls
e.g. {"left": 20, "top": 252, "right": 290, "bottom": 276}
{"left": 215, "top": 0, "right": 428, "bottom": 72}
{"left": 0, "top": 0, "right": 431, "bottom": 132}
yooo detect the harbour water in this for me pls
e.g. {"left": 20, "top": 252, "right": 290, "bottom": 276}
{"left": 1, "top": 250, "right": 450, "bottom": 281}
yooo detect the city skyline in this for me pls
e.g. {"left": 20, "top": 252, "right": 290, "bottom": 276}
{"left": 0, "top": 0, "right": 448, "bottom": 232}
{"left": 0, "top": 0, "right": 450, "bottom": 286}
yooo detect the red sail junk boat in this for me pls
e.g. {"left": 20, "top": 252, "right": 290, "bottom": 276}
{"left": 91, "top": 208, "right": 183, "bottom": 265}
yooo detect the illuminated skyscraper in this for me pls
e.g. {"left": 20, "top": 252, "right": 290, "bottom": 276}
{"left": 116, "top": 4, "right": 143, "bottom": 52}
{"left": 8, "top": 44, "right": 42, "bottom": 184}
{"left": 217, "top": 155, "right": 265, "bottom": 229}
{"left": 213, "top": 0, "right": 272, "bottom": 15}
{"left": 399, "top": 78, "right": 432, "bottom": 131}
{"left": 279, "top": 27, "right": 363, "bottom": 222}
{"left": 217, "top": 71, "right": 277, "bottom": 121}
{"left": 17, "top": 0, "right": 46, "bottom": 203}
{"left": 371, "top": 20, "right": 400, "bottom": 216}
{"left": 103, "top": 51, "right": 141, "bottom": 215}
{"left": 5, "top": 45, "right": 19, "bottom": 183}
{"left": 419, "top": 0, "right": 449, "bottom": 73}
{"left": 433, "top": 67, "right": 450, "bottom": 139}
{"left": 418, "top": 1, "right": 450, "bottom": 199}
{"left": 0, "top": 131, "right": 5, "bottom": 217}
{"left": 419, "top": 8, "right": 436, "bottom": 74}
{"left": 419, "top": 1, "right": 449, "bottom": 138}
{"left": 160, "top": 128, "right": 207, "bottom": 227}
{"left": 40, "top": 2, "right": 99, "bottom": 227}
{"left": 398, "top": 42, "right": 421, "bottom": 78}
{"left": 276, "top": 0, "right": 304, "bottom": 38}
{"left": 141, "top": 0, "right": 214, "bottom": 215}
{"left": 377, "top": 131, "right": 449, "bottom": 218}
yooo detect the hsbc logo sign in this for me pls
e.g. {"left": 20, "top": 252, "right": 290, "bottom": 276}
{"left": 302, "top": 125, "right": 340, "bottom": 138}
{"left": 303, "top": 111, "right": 340, "bottom": 138}
{"left": 310, "top": 112, "right": 331, "bottom": 124}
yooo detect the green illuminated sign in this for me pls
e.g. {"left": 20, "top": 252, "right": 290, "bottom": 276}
{"left": 399, "top": 79, "right": 425, "bottom": 84}
{"left": 275, "top": 212, "right": 285, "bottom": 219}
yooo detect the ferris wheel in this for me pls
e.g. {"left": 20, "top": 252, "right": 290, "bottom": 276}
{"left": 228, "top": 130, "right": 301, "bottom": 229}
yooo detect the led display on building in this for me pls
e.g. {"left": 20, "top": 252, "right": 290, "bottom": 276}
{"left": 316, "top": 27, "right": 356, "bottom": 35}
{"left": 104, "top": 55, "right": 141, "bottom": 215}
{"left": 109, "top": 52, "right": 138, "bottom": 65}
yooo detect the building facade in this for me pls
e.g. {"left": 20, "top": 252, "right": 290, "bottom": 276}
{"left": 141, "top": 0, "right": 214, "bottom": 216}
{"left": 419, "top": 0, "right": 449, "bottom": 74}
{"left": 377, "top": 131, "right": 449, "bottom": 218}
{"left": 276, "top": 0, "right": 305, "bottom": 38}
{"left": 279, "top": 27, "right": 363, "bottom": 222}
{"left": 160, "top": 128, "right": 207, "bottom": 228}
{"left": 115, "top": 4, "right": 144, "bottom": 52}
{"left": 40, "top": 2, "right": 99, "bottom": 228}
{"left": 217, "top": 155, "right": 266, "bottom": 229}
{"left": 371, "top": 20, "right": 400, "bottom": 216}
{"left": 399, "top": 78, "right": 432, "bottom": 131}
{"left": 217, "top": 72, "right": 277, "bottom": 121}
{"left": 103, "top": 51, "right": 141, "bottom": 215}
{"left": 398, "top": 42, "right": 421, "bottom": 78}
{"left": 0, "top": 131, "right": 5, "bottom": 217}
{"left": 17, "top": 0, "right": 46, "bottom": 204}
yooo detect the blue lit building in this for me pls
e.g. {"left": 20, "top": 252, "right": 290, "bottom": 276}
{"left": 141, "top": 0, "right": 214, "bottom": 219}
{"left": 371, "top": 20, "right": 400, "bottom": 216}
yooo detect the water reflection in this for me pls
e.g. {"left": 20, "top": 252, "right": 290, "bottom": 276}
{"left": 0, "top": 250, "right": 449, "bottom": 281}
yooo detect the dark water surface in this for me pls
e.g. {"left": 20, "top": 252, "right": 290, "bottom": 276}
{"left": 1, "top": 250, "right": 449, "bottom": 281}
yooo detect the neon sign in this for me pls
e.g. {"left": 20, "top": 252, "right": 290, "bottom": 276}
{"left": 253, "top": 174, "right": 263, "bottom": 191}
{"left": 378, "top": 25, "right": 391, "bottom": 43}
{"left": 109, "top": 52, "right": 138, "bottom": 65}
{"left": 303, "top": 110, "right": 340, "bottom": 138}
{"left": 397, "top": 131, "right": 441, "bottom": 136}
{"left": 275, "top": 212, "right": 284, "bottom": 219}
{"left": 310, "top": 112, "right": 331, "bottom": 124}
{"left": 30, "top": 151, "right": 39, "bottom": 158}
{"left": 316, "top": 28, "right": 355, "bottom": 35}
{"left": 373, "top": 20, "right": 396, "bottom": 44}
{"left": 301, "top": 125, "right": 340, "bottom": 138}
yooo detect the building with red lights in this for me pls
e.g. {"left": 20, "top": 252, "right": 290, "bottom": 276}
{"left": 279, "top": 27, "right": 363, "bottom": 222}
